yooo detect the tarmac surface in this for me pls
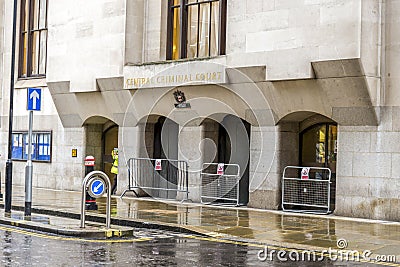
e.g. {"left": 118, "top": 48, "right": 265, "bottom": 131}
{"left": 0, "top": 185, "right": 400, "bottom": 265}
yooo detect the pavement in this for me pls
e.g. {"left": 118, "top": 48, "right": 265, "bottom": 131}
{"left": 0, "top": 185, "right": 400, "bottom": 265}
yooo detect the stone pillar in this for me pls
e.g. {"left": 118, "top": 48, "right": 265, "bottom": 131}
{"left": 118, "top": 126, "right": 141, "bottom": 194}
{"left": 178, "top": 124, "right": 203, "bottom": 202}
{"left": 248, "top": 123, "right": 299, "bottom": 210}
{"left": 248, "top": 125, "right": 280, "bottom": 209}
{"left": 125, "top": 0, "right": 144, "bottom": 64}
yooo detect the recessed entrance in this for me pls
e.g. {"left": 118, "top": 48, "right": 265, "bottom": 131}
{"left": 103, "top": 125, "right": 118, "bottom": 186}
{"left": 300, "top": 123, "right": 337, "bottom": 172}
{"left": 84, "top": 118, "right": 118, "bottom": 192}
{"left": 300, "top": 123, "right": 337, "bottom": 210}
{"left": 278, "top": 112, "right": 338, "bottom": 213}
{"left": 143, "top": 116, "right": 179, "bottom": 199}
{"left": 202, "top": 114, "right": 251, "bottom": 205}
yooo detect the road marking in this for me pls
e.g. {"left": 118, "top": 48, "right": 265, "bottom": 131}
{"left": 0, "top": 225, "right": 398, "bottom": 266}
{"left": 0, "top": 225, "right": 151, "bottom": 243}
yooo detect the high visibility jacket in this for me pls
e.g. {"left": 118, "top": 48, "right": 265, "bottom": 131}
{"left": 111, "top": 153, "right": 118, "bottom": 174}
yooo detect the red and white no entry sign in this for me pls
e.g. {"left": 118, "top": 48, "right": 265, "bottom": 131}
{"left": 217, "top": 163, "right": 224, "bottom": 175}
{"left": 155, "top": 159, "right": 162, "bottom": 171}
{"left": 301, "top": 167, "right": 310, "bottom": 179}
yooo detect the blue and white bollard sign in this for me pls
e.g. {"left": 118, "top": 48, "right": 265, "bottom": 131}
{"left": 88, "top": 178, "right": 105, "bottom": 198}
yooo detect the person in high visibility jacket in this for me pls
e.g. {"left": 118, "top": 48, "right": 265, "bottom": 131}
{"left": 111, "top": 148, "right": 118, "bottom": 194}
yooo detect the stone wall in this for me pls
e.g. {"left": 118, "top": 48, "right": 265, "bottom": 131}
{"left": 46, "top": 0, "right": 125, "bottom": 92}
{"left": 1, "top": 0, "right": 400, "bottom": 222}
{"left": 336, "top": 107, "right": 400, "bottom": 220}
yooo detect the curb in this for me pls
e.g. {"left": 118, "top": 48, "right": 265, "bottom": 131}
{"left": 0, "top": 216, "right": 112, "bottom": 238}
{"left": 0, "top": 212, "right": 132, "bottom": 238}
{"left": 0, "top": 204, "right": 207, "bottom": 238}
{"left": 0, "top": 204, "right": 337, "bottom": 252}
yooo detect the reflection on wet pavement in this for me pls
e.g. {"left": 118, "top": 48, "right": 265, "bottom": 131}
{"left": 0, "top": 227, "right": 377, "bottom": 266}
{"left": 5, "top": 186, "right": 400, "bottom": 262}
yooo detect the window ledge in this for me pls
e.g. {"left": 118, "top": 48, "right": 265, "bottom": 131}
{"left": 125, "top": 55, "right": 225, "bottom": 67}
{"left": 12, "top": 159, "right": 51, "bottom": 163}
{"left": 15, "top": 77, "right": 47, "bottom": 89}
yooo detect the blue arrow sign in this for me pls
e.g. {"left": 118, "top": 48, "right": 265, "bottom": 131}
{"left": 90, "top": 179, "right": 105, "bottom": 197}
{"left": 27, "top": 88, "right": 42, "bottom": 111}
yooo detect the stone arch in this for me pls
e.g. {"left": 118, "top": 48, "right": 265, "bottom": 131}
{"left": 83, "top": 115, "right": 119, "bottom": 192}
{"left": 199, "top": 113, "right": 251, "bottom": 205}
{"left": 277, "top": 111, "right": 338, "bottom": 212}
{"left": 83, "top": 115, "right": 118, "bottom": 126}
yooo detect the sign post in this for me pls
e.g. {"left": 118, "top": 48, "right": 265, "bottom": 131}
{"left": 25, "top": 88, "right": 41, "bottom": 216}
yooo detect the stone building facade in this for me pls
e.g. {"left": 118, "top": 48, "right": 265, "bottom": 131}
{"left": 0, "top": 0, "right": 399, "bottom": 220}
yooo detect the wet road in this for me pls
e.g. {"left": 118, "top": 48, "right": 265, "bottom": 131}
{"left": 0, "top": 225, "right": 387, "bottom": 267}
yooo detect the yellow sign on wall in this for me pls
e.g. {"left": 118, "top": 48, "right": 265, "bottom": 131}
{"left": 72, "top": 149, "right": 77, "bottom": 157}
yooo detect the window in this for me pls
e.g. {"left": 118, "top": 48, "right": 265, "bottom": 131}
{"left": 167, "top": 0, "right": 227, "bottom": 60}
{"left": 300, "top": 124, "right": 337, "bottom": 167}
{"left": 12, "top": 131, "right": 52, "bottom": 162}
{"left": 19, "top": 0, "right": 48, "bottom": 78}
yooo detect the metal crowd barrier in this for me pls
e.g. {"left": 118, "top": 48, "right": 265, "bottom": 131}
{"left": 121, "top": 158, "right": 189, "bottom": 201}
{"left": 282, "top": 166, "right": 332, "bottom": 214}
{"left": 201, "top": 163, "right": 240, "bottom": 206}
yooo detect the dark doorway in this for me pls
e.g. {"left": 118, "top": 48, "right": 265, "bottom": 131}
{"left": 218, "top": 115, "right": 251, "bottom": 205}
{"left": 102, "top": 125, "right": 118, "bottom": 191}
{"left": 300, "top": 123, "right": 337, "bottom": 211}
{"left": 152, "top": 117, "right": 179, "bottom": 199}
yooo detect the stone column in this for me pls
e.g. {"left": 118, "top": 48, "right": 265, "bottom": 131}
{"left": 248, "top": 123, "right": 299, "bottom": 210}
{"left": 118, "top": 125, "right": 141, "bottom": 194}
{"left": 125, "top": 0, "right": 144, "bottom": 64}
{"left": 178, "top": 124, "right": 204, "bottom": 202}
{"left": 248, "top": 125, "right": 280, "bottom": 209}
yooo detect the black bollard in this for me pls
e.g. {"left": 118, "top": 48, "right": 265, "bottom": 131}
{"left": 84, "top": 156, "right": 98, "bottom": 210}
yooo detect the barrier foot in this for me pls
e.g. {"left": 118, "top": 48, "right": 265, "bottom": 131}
{"left": 120, "top": 189, "right": 128, "bottom": 199}
{"left": 120, "top": 189, "right": 139, "bottom": 199}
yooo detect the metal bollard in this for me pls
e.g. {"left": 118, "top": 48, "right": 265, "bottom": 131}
{"left": 84, "top": 156, "right": 98, "bottom": 210}
{"left": 81, "top": 171, "right": 112, "bottom": 228}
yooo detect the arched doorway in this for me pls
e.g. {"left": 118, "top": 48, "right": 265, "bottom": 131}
{"left": 202, "top": 114, "right": 251, "bottom": 205}
{"left": 84, "top": 117, "right": 118, "bottom": 192}
{"left": 153, "top": 116, "right": 179, "bottom": 160}
{"left": 143, "top": 116, "right": 179, "bottom": 199}
{"left": 300, "top": 123, "right": 337, "bottom": 210}
{"left": 278, "top": 112, "right": 338, "bottom": 212}
{"left": 103, "top": 125, "right": 118, "bottom": 187}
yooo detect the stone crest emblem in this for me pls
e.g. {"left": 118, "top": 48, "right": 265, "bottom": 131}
{"left": 173, "top": 90, "right": 190, "bottom": 108}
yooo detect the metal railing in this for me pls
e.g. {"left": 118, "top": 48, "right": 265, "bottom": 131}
{"left": 201, "top": 163, "right": 240, "bottom": 206}
{"left": 282, "top": 166, "right": 333, "bottom": 214}
{"left": 81, "top": 171, "right": 111, "bottom": 228}
{"left": 121, "top": 158, "right": 189, "bottom": 201}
